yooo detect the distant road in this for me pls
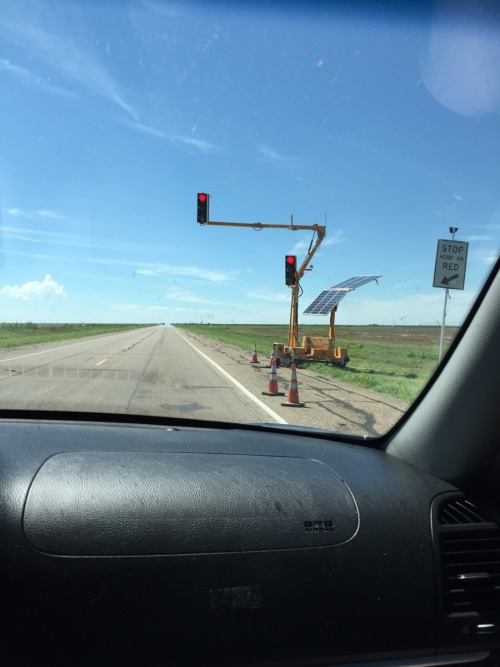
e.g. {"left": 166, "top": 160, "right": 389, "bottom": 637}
{"left": 0, "top": 326, "right": 407, "bottom": 435}
{"left": 0, "top": 326, "right": 282, "bottom": 423}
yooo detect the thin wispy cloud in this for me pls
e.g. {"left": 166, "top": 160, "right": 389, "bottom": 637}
{"left": 136, "top": 264, "right": 237, "bottom": 282}
{"left": 247, "top": 291, "right": 290, "bottom": 303}
{"left": 112, "top": 303, "right": 199, "bottom": 314}
{"left": 6, "top": 208, "right": 22, "bottom": 217}
{"left": 139, "top": 1, "right": 182, "bottom": 19}
{"left": 173, "top": 135, "right": 216, "bottom": 152}
{"left": 289, "top": 229, "right": 346, "bottom": 255}
{"left": 2, "top": 248, "right": 52, "bottom": 261}
{"left": 35, "top": 209, "right": 65, "bottom": 220}
{"left": 290, "top": 240, "right": 310, "bottom": 254}
{"left": 6, "top": 207, "right": 65, "bottom": 221}
{"left": 258, "top": 144, "right": 293, "bottom": 161}
{"left": 2, "top": 225, "right": 166, "bottom": 257}
{"left": 0, "top": 20, "right": 137, "bottom": 119}
{"left": 133, "top": 123, "right": 167, "bottom": 139}
{"left": 0, "top": 58, "right": 77, "bottom": 98}
{"left": 2, "top": 225, "right": 93, "bottom": 248}
{"left": 131, "top": 122, "right": 217, "bottom": 152}
{"left": 466, "top": 235, "right": 492, "bottom": 242}
{"left": 6, "top": 207, "right": 69, "bottom": 222}
{"left": 323, "top": 229, "right": 347, "bottom": 246}
{"left": 165, "top": 289, "right": 227, "bottom": 305}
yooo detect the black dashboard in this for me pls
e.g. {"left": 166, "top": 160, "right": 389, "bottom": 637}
{"left": 1, "top": 418, "right": 499, "bottom": 665}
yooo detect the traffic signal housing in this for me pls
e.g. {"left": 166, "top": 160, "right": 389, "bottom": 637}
{"left": 197, "top": 193, "right": 209, "bottom": 224}
{"left": 285, "top": 255, "right": 297, "bottom": 286}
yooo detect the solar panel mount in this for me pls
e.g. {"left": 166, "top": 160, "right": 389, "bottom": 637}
{"left": 304, "top": 275, "right": 381, "bottom": 315}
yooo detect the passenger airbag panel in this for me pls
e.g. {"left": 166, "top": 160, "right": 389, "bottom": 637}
{"left": 24, "top": 451, "right": 358, "bottom": 555}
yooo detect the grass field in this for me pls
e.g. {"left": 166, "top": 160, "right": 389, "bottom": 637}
{"left": 175, "top": 323, "right": 460, "bottom": 403}
{"left": 0, "top": 323, "right": 152, "bottom": 350}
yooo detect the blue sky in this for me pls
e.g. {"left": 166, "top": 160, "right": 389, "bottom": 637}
{"left": 0, "top": 0, "right": 498, "bottom": 326}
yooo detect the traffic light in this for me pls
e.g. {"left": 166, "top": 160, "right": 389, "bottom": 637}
{"left": 197, "top": 193, "right": 209, "bottom": 224}
{"left": 285, "top": 255, "right": 297, "bottom": 286}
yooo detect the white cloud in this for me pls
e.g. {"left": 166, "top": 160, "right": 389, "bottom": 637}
{"left": 0, "top": 274, "right": 66, "bottom": 301}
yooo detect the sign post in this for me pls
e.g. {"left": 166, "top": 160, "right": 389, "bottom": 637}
{"left": 433, "top": 229, "right": 469, "bottom": 362}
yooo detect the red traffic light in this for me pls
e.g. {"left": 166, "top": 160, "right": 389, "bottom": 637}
{"left": 285, "top": 255, "right": 297, "bottom": 286}
{"left": 197, "top": 193, "right": 209, "bottom": 224}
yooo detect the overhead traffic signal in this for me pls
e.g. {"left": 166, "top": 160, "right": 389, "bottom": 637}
{"left": 197, "top": 193, "right": 209, "bottom": 224}
{"left": 285, "top": 255, "right": 297, "bottom": 286}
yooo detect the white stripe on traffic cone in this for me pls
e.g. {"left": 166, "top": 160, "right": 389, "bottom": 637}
{"left": 281, "top": 363, "right": 305, "bottom": 407}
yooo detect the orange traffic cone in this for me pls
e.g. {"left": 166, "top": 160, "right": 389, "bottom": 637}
{"left": 262, "top": 358, "right": 285, "bottom": 396}
{"left": 281, "top": 363, "right": 305, "bottom": 407}
{"left": 250, "top": 342, "right": 259, "bottom": 364}
{"left": 266, "top": 344, "right": 277, "bottom": 368}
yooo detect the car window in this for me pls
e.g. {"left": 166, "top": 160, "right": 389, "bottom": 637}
{"left": 0, "top": 0, "right": 498, "bottom": 438}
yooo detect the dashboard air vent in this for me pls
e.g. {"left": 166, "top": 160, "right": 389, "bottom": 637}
{"left": 439, "top": 498, "right": 489, "bottom": 525}
{"left": 440, "top": 530, "right": 500, "bottom": 615}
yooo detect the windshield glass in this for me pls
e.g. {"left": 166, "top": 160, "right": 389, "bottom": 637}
{"left": 0, "top": 0, "right": 498, "bottom": 437}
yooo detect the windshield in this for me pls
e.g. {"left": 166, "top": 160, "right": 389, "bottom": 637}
{"left": 0, "top": 0, "right": 498, "bottom": 437}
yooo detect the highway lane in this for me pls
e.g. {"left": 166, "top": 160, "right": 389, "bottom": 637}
{"left": 0, "top": 326, "right": 282, "bottom": 423}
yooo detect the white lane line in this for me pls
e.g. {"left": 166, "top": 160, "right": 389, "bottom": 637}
{"left": 95, "top": 358, "right": 108, "bottom": 367}
{"left": 0, "top": 340, "right": 101, "bottom": 363}
{"left": 173, "top": 328, "right": 287, "bottom": 425}
{"left": 0, "top": 329, "right": 147, "bottom": 364}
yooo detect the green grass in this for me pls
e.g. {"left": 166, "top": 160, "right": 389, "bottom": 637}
{"left": 0, "top": 323, "right": 153, "bottom": 350}
{"left": 176, "top": 323, "right": 444, "bottom": 404}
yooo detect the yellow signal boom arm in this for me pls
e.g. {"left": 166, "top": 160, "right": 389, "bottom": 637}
{"left": 201, "top": 217, "right": 327, "bottom": 351}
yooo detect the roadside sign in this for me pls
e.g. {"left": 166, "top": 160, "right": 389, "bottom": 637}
{"left": 433, "top": 239, "right": 468, "bottom": 290}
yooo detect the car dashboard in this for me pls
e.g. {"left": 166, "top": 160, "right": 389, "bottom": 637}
{"left": 1, "top": 417, "right": 499, "bottom": 666}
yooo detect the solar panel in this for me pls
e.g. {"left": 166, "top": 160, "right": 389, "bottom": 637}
{"left": 329, "top": 275, "right": 382, "bottom": 291}
{"left": 304, "top": 275, "right": 381, "bottom": 315}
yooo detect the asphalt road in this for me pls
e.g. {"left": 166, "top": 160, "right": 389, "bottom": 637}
{"left": 0, "top": 325, "right": 408, "bottom": 436}
{"left": 0, "top": 326, "right": 272, "bottom": 422}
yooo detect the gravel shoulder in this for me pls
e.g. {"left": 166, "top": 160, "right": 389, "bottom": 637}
{"left": 175, "top": 328, "right": 410, "bottom": 437}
